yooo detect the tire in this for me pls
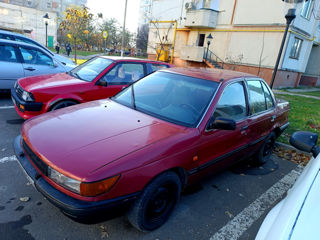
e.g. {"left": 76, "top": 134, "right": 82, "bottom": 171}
{"left": 127, "top": 171, "right": 181, "bottom": 232}
{"left": 50, "top": 100, "right": 77, "bottom": 111}
{"left": 253, "top": 132, "right": 276, "bottom": 165}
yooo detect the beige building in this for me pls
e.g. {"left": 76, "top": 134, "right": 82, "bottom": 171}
{"left": 0, "top": 1, "right": 57, "bottom": 47}
{"left": 146, "top": 0, "right": 320, "bottom": 87}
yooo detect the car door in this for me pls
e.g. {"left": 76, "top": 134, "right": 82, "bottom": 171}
{"left": 0, "top": 44, "right": 25, "bottom": 89}
{"left": 245, "top": 79, "right": 276, "bottom": 152}
{"left": 19, "top": 46, "right": 64, "bottom": 77}
{"left": 88, "top": 62, "right": 146, "bottom": 101}
{"left": 197, "top": 80, "right": 250, "bottom": 172}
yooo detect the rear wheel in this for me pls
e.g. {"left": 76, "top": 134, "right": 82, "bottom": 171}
{"left": 50, "top": 100, "right": 77, "bottom": 111}
{"left": 127, "top": 171, "right": 181, "bottom": 232}
{"left": 253, "top": 132, "right": 276, "bottom": 165}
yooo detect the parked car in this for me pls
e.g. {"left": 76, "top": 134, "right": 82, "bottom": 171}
{"left": 11, "top": 56, "right": 171, "bottom": 119}
{"left": 256, "top": 131, "right": 320, "bottom": 240}
{"left": 14, "top": 68, "right": 289, "bottom": 231}
{"left": 0, "top": 39, "right": 74, "bottom": 90}
{"left": 0, "top": 30, "right": 76, "bottom": 68}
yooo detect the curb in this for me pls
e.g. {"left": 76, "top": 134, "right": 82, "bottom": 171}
{"left": 275, "top": 141, "right": 312, "bottom": 157}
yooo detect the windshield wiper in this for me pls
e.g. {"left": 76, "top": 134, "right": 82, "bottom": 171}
{"left": 131, "top": 84, "right": 136, "bottom": 110}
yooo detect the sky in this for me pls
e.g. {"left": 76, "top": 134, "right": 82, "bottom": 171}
{"left": 86, "top": 0, "right": 141, "bottom": 33}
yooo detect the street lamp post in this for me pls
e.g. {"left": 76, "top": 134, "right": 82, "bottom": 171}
{"left": 270, "top": 0, "right": 306, "bottom": 89}
{"left": 43, "top": 13, "right": 50, "bottom": 47}
{"left": 121, "top": 0, "right": 128, "bottom": 57}
{"left": 206, "top": 33, "right": 213, "bottom": 60}
{"left": 270, "top": 9, "right": 296, "bottom": 89}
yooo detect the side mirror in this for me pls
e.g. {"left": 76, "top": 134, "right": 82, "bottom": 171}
{"left": 209, "top": 117, "right": 236, "bottom": 131}
{"left": 96, "top": 79, "right": 108, "bottom": 87}
{"left": 290, "top": 131, "right": 320, "bottom": 158}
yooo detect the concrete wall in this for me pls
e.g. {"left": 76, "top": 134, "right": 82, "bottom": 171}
{"left": 0, "top": 2, "right": 57, "bottom": 46}
{"left": 233, "top": 0, "right": 285, "bottom": 26}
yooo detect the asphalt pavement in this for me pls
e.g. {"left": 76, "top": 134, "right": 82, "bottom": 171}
{"left": 0, "top": 94, "right": 300, "bottom": 240}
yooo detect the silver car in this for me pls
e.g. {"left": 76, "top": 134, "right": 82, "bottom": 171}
{"left": 0, "top": 29, "right": 75, "bottom": 69}
{"left": 0, "top": 39, "right": 73, "bottom": 90}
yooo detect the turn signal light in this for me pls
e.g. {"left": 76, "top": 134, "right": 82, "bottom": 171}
{"left": 80, "top": 175, "right": 120, "bottom": 197}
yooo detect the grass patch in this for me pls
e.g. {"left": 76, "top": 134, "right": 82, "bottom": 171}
{"left": 276, "top": 94, "right": 320, "bottom": 144}
{"left": 72, "top": 59, "right": 87, "bottom": 65}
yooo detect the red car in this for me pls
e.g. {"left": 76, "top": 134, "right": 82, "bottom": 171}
{"left": 11, "top": 56, "right": 171, "bottom": 119}
{"left": 14, "top": 68, "right": 289, "bottom": 231}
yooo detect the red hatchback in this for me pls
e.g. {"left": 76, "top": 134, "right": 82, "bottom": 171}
{"left": 11, "top": 56, "right": 171, "bottom": 119}
{"left": 14, "top": 68, "right": 289, "bottom": 231}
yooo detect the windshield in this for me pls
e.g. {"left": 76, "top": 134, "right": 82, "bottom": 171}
{"left": 70, "top": 57, "right": 113, "bottom": 82}
{"left": 113, "top": 71, "right": 219, "bottom": 127}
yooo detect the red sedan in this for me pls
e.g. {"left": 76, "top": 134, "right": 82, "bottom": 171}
{"left": 14, "top": 68, "right": 289, "bottom": 231}
{"left": 11, "top": 56, "right": 171, "bottom": 119}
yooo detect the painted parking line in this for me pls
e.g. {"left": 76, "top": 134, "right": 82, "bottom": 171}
{"left": 0, "top": 106, "right": 14, "bottom": 110}
{"left": 210, "top": 165, "right": 304, "bottom": 240}
{"left": 0, "top": 155, "right": 17, "bottom": 164}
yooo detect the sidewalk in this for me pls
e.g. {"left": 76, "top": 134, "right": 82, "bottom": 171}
{"left": 60, "top": 53, "right": 104, "bottom": 60}
{"left": 273, "top": 89, "right": 320, "bottom": 100}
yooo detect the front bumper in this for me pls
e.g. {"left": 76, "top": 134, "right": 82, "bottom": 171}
{"left": 11, "top": 87, "right": 43, "bottom": 119}
{"left": 14, "top": 135, "right": 139, "bottom": 218}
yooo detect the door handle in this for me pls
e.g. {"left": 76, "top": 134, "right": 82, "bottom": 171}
{"left": 271, "top": 115, "right": 276, "bottom": 122}
{"left": 241, "top": 125, "right": 248, "bottom": 131}
{"left": 241, "top": 125, "right": 248, "bottom": 135}
{"left": 24, "top": 67, "right": 36, "bottom": 71}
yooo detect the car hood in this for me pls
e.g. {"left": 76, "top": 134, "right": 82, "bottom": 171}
{"left": 22, "top": 99, "right": 187, "bottom": 180}
{"left": 18, "top": 73, "right": 86, "bottom": 92}
{"left": 53, "top": 54, "right": 76, "bottom": 66}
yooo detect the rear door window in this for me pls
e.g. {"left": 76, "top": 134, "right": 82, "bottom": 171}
{"left": 261, "top": 82, "right": 274, "bottom": 109}
{"left": 247, "top": 80, "right": 267, "bottom": 114}
{"left": 147, "top": 63, "right": 169, "bottom": 74}
{"left": 0, "top": 45, "right": 18, "bottom": 62}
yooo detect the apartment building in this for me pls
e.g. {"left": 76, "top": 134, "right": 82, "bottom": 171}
{"left": 146, "top": 0, "right": 320, "bottom": 87}
{"left": 0, "top": 0, "right": 87, "bottom": 47}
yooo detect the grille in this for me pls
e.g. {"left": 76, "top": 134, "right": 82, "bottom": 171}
{"left": 22, "top": 140, "right": 48, "bottom": 176}
{"left": 15, "top": 84, "right": 24, "bottom": 99}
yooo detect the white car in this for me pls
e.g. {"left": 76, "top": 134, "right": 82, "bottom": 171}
{"left": 256, "top": 131, "right": 320, "bottom": 240}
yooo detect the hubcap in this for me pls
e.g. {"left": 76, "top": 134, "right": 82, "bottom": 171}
{"left": 145, "top": 185, "right": 175, "bottom": 223}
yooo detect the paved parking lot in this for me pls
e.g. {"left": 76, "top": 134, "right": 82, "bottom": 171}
{"left": 0, "top": 94, "right": 301, "bottom": 240}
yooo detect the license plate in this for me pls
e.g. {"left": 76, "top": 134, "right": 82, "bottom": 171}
{"left": 16, "top": 158, "right": 35, "bottom": 188}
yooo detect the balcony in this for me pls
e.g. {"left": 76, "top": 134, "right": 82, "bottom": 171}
{"left": 184, "top": 9, "right": 218, "bottom": 28}
{"left": 180, "top": 46, "right": 204, "bottom": 62}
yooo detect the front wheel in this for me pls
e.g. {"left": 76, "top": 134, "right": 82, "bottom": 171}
{"left": 253, "top": 132, "right": 276, "bottom": 165}
{"left": 127, "top": 171, "right": 181, "bottom": 232}
{"left": 50, "top": 100, "right": 77, "bottom": 111}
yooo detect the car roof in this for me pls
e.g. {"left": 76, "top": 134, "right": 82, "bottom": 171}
{"left": 99, "top": 56, "right": 170, "bottom": 64}
{"left": 0, "top": 39, "right": 46, "bottom": 51}
{"left": 160, "top": 67, "right": 258, "bottom": 82}
{"left": 0, "top": 29, "right": 25, "bottom": 37}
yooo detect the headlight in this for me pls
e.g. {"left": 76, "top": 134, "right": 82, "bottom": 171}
{"left": 48, "top": 167, "right": 81, "bottom": 194}
{"left": 48, "top": 166, "right": 120, "bottom": 197}
{"left": 21, "top": 91, "right": 35, "bottom": 102}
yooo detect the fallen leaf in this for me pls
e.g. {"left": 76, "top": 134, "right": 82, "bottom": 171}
{"left": 225, "top": 210, "right": 233, "bottom": 218}
{"left": 20, "top": 197, "right": 30, "bottom": 202}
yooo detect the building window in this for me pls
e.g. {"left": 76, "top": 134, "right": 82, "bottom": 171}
{"left": 301, "top": 0, "right": 313, "bottom": 19}
{"left": 47, "top": 2, "right": 52, "bottom": 8}
{"left": 290, "top": 37, "right": 303, "bottom": 59}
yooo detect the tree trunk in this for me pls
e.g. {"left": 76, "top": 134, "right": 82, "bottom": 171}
{"left": 74, "top": 37, "right": 77, "bottom": 64}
